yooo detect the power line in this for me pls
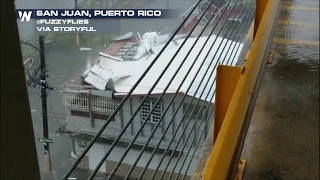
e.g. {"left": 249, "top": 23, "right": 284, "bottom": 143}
{"left": 169, "top": 4, "right": 256, "bottom": 180}
{"left": 61, "top": 0, "right": 206, "bottom": 178}
{"left": 48, "top": 97, "right": 62, "bottom": 125}
{"left": 129, "top": 1, "right": 245, "bottom": 179}
{"left": 87, "top": 0, "right": 223, "bottom": 178}
{"left": 62, "top": 0, "right": 255, "bottom": 179}
{"left": 110, "top": 0, "right": 230, "bottom": 178}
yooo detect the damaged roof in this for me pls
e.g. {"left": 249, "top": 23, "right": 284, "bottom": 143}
{"left": 82, "top": 32, "right": 243, "bottom": 103}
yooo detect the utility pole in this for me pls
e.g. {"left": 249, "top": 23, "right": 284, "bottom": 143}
{"left": 39, "top": 35, "right": 52, "bottom": 173}
{"left": 74, "top": 0, "right": 78, "bottom": 9}
{"left": 75, "top": 0, "right": 80, "bottom": 46}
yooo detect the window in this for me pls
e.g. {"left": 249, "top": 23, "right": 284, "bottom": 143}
{"left": 141, "top": 99, "right": 162, "bottom": 123}
{"left": 183, "top": 104, "right": 207, "bottom": 119}
{"left": 71, "top": 110, "right": 90, "bottom": 118}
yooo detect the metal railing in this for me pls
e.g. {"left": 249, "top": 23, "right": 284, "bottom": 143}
{"left": 200, "top": 0, "right": 280, "bottom": 179}
{"left": 63, "top": 91, "right": 118, "bottom": 113}
{"left": 61, "top": 0, "right": 263, "bottom": 179}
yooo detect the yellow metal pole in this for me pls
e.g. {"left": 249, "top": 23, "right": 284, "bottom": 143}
{"left": 213, "top": 65, "right": 241, "bottom": 143}
{"left": 254, "top": 0, "right": 268, "bottom": 38}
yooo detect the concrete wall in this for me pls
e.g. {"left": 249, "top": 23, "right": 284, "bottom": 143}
{"left": 66, "top": 93, "right": 213, "bottom": 152}
{"left": 73, "top": 140, "right": 198, "bottom": 178}
{"left": 67, "top": 93, "right": 214, "bottom": 176}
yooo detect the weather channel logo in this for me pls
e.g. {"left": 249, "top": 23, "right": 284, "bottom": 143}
{"left": 16, "top": 9, "right": 168, "bottom": 33}
{"left": 17, "top": 9, "right": 165, "bottom": 21}
{"left": 18, "top": 11, "right": 32, "bottom": 22}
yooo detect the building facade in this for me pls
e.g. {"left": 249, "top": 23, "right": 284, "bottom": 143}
{"left": 61, "top": 31, "right": 243, "bottom": 178}
{"left": 63, "top": 90, "right": 213, "bottom": 177}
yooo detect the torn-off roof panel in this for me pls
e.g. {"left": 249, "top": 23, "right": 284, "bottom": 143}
{"left": 83, "top": 65, "right": 113, "bottom": 90}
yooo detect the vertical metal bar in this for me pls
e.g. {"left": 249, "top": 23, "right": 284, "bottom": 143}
{"left": 254, "top": 0, "right": 268, "bottom": 38}
{"left": 88, "top": 91, "right": 94, "bottom": 128}
{"left": 105, "top": 97, "right": 108, "bottom": 112}
{"left": 213, "top": 65, "right": 241, "bottom": 143}
{"left": 71, "top": 138, "right": 76, "bottom": 155}
{"left": 76, "top": 94, "right": 78, "bottom": 108}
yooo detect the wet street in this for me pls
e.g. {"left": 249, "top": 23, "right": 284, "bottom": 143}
{"left": 16, "top": 0, "right": 196, "bottom": 179}
{"left": 242, "top": 0, "right": 319, "bottom": 179}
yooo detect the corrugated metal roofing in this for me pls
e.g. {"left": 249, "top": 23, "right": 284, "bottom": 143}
{"left": 83, "top": 34, "right": 243, "bottom": 103}
{"left": 83, "top": 65, "right": 113, "bottom": 90}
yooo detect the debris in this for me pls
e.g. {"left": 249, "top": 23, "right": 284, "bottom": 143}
{"left": 99, "top": 52, "right": 123, "bottom": 61}
{"left": 80, "top": 47, "right": 92, "bottom": 51}
{"left": 268, "top": 50, "right": 275, "bottom": 64}
{"left": 113, "top": 32, "right": 134, "bottom": 41}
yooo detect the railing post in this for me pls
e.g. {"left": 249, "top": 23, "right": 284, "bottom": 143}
{"left": 88, "top": 90, "right": 94, "bottom": 128}
{"left": 254, "top": 0, "right": 269, "bottom": 38}
{"left": 213, "top": 65, "right": 241, "bottom": 143}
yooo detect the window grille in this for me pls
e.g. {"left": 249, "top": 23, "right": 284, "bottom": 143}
{"left": 141, "top": 99, "right": 163, "bottom": 123}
